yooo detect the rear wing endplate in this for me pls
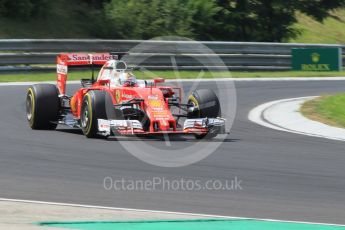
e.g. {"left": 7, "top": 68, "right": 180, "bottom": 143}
{"left": 56, "top": 53, "right": 118, "bottom": 95}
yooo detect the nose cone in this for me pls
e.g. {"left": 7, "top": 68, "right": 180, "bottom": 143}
{"left": 158, "top": 119, "right": 170, "bottom": 131}
{"left": 135, "top": 88, "right": 176, "bottom": 132}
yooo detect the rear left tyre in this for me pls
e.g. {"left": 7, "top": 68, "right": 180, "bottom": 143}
{"left": 26, "top": 84, "right": 59, "bottom": 130}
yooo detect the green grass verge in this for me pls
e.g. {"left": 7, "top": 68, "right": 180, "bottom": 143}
{"left": 290, "top": 9, "right": 345, "bottom": 44}
{"left": 1, "top": 70, "right": 345, "bottom": 82}
{"left": 301, "top": 93, "right": 345, "bottom": 128}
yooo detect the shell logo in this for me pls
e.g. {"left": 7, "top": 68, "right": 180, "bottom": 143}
{"left": 148, "top": 99, "right": 163, "bottom": 107}
{"left": 115, "top": 90, "right": 121, "bottom": 103}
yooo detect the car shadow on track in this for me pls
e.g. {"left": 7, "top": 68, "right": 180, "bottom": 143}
{"left": 56, "top": 128, "right": 239, "bottom": 143}
{"left": 56, "top": 128, "right": 83, "bottom": 135}
{"left": 108, "top": 136, "right": 239, "bottom": 143}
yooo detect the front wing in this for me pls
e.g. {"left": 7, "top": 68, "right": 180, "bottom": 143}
{"left": 97, "top": 118, "right": 226, "bottom": 136}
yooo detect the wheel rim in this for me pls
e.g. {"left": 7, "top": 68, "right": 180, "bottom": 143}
{"left": 188, "top": 96, "right": 201, "bottom": 118}
{"left": 81, "top": 101, "right": 89, "bottom": 128}
{"left": 26, "top": 93, "right": 33, "bottom": 120}
{"left": 190, "top": 100, "right": 197, "bottom": 108}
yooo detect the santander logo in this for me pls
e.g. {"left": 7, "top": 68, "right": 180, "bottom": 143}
{"left": 68, "top": 53, "right": 117, "bottom": 61}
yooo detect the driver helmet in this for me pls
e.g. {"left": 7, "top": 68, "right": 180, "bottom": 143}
{"left": 118, "top": 72, "right": 137, "bottom": 87}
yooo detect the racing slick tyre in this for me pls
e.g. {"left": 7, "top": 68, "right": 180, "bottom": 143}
{"left": 26, "top": 84, "right": 59, "bottom": 130}
{"left": 187, "top": 89, "right": 221, "bottom": 139}
{"left": 80, "top": 90, "right": 119, "bottom": 138}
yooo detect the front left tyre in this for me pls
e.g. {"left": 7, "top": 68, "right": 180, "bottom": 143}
{"left": 26, "top": 84, "right": 59, "bottom": 130}
{"left": 80, "top": 90, "right": 118, "bottom": 138}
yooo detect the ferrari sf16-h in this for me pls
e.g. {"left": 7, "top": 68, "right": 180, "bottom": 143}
{"left": 26, "top": 53, "right": 225, "bottom": 139}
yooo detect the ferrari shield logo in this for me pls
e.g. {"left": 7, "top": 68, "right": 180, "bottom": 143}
{"left": 115, "top": 90, "right": 121, "bottom": 103}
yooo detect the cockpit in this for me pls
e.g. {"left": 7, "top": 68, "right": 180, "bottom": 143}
{"left": 97, "top": 60, "right": 141, "bottom": 87}
{"left": 118, "top": 72, "right": 137, "bottom": 86}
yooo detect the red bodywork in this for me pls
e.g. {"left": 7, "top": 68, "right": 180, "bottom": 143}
{"left": 57, "top": 52, "right": 209, "bottom": 136}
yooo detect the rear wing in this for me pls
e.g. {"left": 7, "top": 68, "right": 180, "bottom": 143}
{"left": 56, "top": 53, "right": 118, "bottom": 95}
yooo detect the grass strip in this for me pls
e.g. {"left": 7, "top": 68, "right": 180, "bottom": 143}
{"left": 301, "top": 93, "right": 345, "bottom": 128}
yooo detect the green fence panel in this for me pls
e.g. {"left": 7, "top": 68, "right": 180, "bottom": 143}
{"left": 292, "top": 48, "right": 342, "bottom": 71}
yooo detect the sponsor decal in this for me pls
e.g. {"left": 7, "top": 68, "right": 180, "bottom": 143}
{"left": 301, "top": 52, "right": 330, "bottom": 71}
{"left": 148, "top": 95, "right": 159, "bottom": 100}
{"left": 115, "top": 90, "right": 121, "bottom": 103}
{"left": 311, "top": 52, "right": 320, "bottom": 63}
{"left": 160, "top": 120, "right": 168, "bottom": 126}
{"left": 122, "top": 93, "right": 134, "bottom": 100}
{"left": 67, "top": 53, "right": 118, "bottom": 62}
{"left": 292, "top": 48, "right": 342, "bottom": 71}
{"left": 57, "top": 64, "right": 68, "bottom": 74}
{"left": 98, "top": 119, "right": 111, "bottom": 132}
{"left": 110, "top": 120, "right": 128, "bottom": 127}
{"left": 148, "top": 99, "right": 163, "bottom": 108}
{"left": 301, "top": 63, "right": 330, "bottom": 71}
{"left": 152, "top": 110, "right": 169, "bottom": 118}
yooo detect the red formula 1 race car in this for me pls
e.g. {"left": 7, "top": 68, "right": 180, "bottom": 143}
{"left": 26, "top": 53, "right": 225, "bottom": 139}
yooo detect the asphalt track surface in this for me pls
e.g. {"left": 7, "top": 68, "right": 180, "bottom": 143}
{"left": 0, "top": 80, "right": 345, "bottom": 224}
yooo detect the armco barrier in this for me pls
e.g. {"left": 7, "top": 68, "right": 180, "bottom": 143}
{"left": 0, "top": 39, "right": 344, "bottom": 71}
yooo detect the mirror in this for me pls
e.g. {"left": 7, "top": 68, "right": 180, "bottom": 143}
{"left": 154, "top": 78, "right": 165, "bottom": 84}
{"left": 115, "top": 61, "right": 127, "bottom": 71}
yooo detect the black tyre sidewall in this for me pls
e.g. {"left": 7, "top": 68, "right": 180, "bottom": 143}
{"left": 27, "top": 84, "right": 59, "bottom": 130}
{"left": 187, "top": 89, "right": 221, "bottom": 139}
{"left": 188, "top": 89, "right": 221, "bottom": 118}
{"left": 81, "top": 90, "right": 116, "bottom": 138}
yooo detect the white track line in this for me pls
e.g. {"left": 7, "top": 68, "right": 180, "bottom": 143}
{"left": 248, "top": 96, "right": 345, "bottom": 142}
{"left": 1, "top": 76, "right": 345, "bottom": 87}
{"left": 0, "top": 198, "right": 345, "bottom": 227}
